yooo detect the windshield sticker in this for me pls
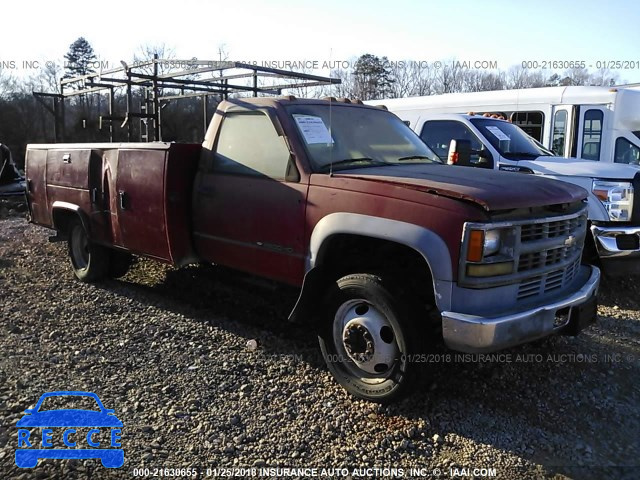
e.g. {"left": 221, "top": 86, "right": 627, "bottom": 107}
{"left": 486, "top": 126, "right": 511, "bottom": 142}
{"left": 293, "top": 115, "right": 334, "bottom": 144}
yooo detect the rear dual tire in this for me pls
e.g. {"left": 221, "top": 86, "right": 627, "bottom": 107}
{"left": 67, "top": 219, "right": 132, "bottom": 281}
{"left": 68, "top": 220, "right": 109, "bottom": 282}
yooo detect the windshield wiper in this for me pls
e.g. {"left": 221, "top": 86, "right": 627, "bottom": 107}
{"left": 397, "top": 155, "right": 440, "bottom": 163}
{"left": 319, "top": 158, "right": 389, "bottom": 173}
{"left": 502, "top": 152, "right": 541, "bottom": 158}
{"left": 397, "top": 155, "right": 431, "bottom": 161}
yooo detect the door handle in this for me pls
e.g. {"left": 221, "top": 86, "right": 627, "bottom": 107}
{"left": 62, "top": 153, "right": 71, "bottom": 164}
{"left": 118, "top": 191, "right": 128, "bottom": 210}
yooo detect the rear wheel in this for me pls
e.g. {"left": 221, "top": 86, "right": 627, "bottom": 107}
{"left": 68, "top": 219, "right": 109, "bottom": 282}
{"left": 319, "top": 273, "right": 424, "bottom": 403}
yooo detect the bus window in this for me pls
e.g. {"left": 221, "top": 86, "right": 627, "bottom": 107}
{"left": 614, "top": 137, "right": 640, "bottom": 165}
{"left": 581, "top": 109, "right": 603, "bottom": 161}
{"left": 511, "top": 111, "right": 544, "bottom": 142}
{"left": 552, "top": 110, "right": 567, "bottom": 156}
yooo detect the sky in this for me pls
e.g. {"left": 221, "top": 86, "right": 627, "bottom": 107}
{"left": 2, "top": 0, "right": 640, "bottom": 83}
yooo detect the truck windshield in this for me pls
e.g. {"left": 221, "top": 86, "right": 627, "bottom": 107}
{"left": 470, "top": 118, "right": 551, "bottom": 160}
{"left": 285, "top": 104, "right": 442, "bottom": 172}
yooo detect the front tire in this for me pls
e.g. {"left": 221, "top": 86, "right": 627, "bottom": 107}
{"left": 319, "top": 274, "right": 423, "bottom": 403}
{"left": 67, "top": 219, "right": 109, "bottom": 282}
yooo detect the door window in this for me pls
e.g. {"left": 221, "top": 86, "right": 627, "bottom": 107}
{"left": 420, "top": 120, "right": 485, "bottom": 163}
{"left": 581, "top": 109, "right": 603, "bottom": 161}
{"left": 552, "top": 110, "right": 567, "bottom": 156}
{"left": 214, "top": 112, "right": 291, "bottom": 180}
{"left": 614, "top": 137, "right": 640, "bottom": 165}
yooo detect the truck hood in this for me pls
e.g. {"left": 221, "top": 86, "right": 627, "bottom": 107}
{"left": 335, "top": 164, "right": 587, "bottom": 211}
{"left": 518, "top": 156, "right": 640, "bottom": 180}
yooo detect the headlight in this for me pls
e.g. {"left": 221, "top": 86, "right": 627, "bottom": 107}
{"left": 484, "top": 230, "right": 502, "bottom": 256}
{"left": 464, "top": 227, "right": 516, "bottom": 277}
{"left": 467, "top": 228, "right": 504, "bottom": 261}
{"left": 592, "top": 180, "right": 634, "bottom": 221}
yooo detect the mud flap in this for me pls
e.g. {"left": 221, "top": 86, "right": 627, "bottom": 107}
{"left": 561, "top": 294, "right": 598, "bottom": 336}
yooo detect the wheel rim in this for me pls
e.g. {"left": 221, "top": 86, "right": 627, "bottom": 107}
{"left": 71, "top": 226, "right": 90, "bottom": 270}
{"left": 333, "top": 299, "right": 402, "bottom": 381}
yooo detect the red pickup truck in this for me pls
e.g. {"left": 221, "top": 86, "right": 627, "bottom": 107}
{"left": 25, "top": 97, "right": 600, "bottom": 402}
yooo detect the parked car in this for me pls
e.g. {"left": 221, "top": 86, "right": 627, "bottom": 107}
{"left": 0, "top": 143, "right": 26, "bottom": 196}
{"left": 367, "top": 101, "right": 640, "bottom": 276}
{"left": 367, "top": 86, "right": 640, "bottom": 165}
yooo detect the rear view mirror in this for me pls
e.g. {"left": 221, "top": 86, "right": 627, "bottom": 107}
{"left": 448, "top": 139, "right": 472, "bottom": 166}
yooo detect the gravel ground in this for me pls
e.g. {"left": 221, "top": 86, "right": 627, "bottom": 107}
{"left": 1, "top": 207, "right": 639, "bottom": 480}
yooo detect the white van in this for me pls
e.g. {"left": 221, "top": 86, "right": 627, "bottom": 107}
{"left": 369, "top": 86, "right": 640, "bottom": 166}
{"left": 365, "top": 101, "right": 640, "bottom": 275}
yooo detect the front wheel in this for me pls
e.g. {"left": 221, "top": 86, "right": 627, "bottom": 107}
{"left": 68, "top": 219, "right": 109, "bottom": 282}
{"left": 319, "top": 274, "right": 423, "bottom": 403}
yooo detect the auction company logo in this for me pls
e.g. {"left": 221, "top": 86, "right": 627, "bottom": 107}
{"left": 15, "top": 391, "right": 124, "bottom": 469}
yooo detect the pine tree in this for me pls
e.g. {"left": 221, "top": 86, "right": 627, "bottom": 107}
{"left": 63, "top": 37, "right": 98, "bottom": 80}
{"left": 352, "top": 54, "right": 395, "bottom": 100}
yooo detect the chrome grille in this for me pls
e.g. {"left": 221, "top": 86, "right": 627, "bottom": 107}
{"left": 517, "top": 213, "right": 587, "bottom": 274}
{"left": 517, "top": 257, "right": 582, "bottom": 300}
{"left": 517, "top": 243, "right": 583, "bottom": 272}
{"left": 520, "top": 216, "right": 583, "bottom": 242}
{"left": 459, "top": 206, "right": 588, "bottom": 295}
{"left": 515, "top": 210, "right": 587, "bottom": 301}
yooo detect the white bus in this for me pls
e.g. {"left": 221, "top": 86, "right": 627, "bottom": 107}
{"left": 371, "top": 86, "right": 640, "bottom": 166}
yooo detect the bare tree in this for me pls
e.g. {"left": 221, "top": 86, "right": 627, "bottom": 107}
{"left": 563, "top": 67, "right": 591, "bottom": 86}
{"left": 481, "top": 71, "right": 506, "bottom": 91}
{"left": 23, "top": 62, "right": 62, "bottom": 94}
{"left": 134, "top": 43, "right": 179, "bottom": 76}
{"left": 411, "top": 62, "right": 437, "bottom": 96}
{"left": 326, "top": 68, "right": 355, "bottom": 98}
{"left": 589, "top": 68, "right": 619, "bottom": 86}
{"left": 0, "top": 70, "right": 18, "bottom": 99}
{"left": 506, "top": 66, "right": 545, "bottom": 89}
{"left": 435, "top": 60, "right": 465, "bottom": 94}
{"left": 387, "top": 61, "right": 415, "bottom": 98}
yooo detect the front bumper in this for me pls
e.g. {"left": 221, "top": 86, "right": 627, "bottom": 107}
{"left": 591, "top": 224, "right": 640, "bottom": 258}
{"left": 441, "top": 265, "right": 600, "bottom": 353}
{"left": 591, "top": 224, "right": 640, "bottom": 275}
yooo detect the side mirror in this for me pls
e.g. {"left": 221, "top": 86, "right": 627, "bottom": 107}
{"left": 477, "top": 148, "right": 491, "bottom": 160}
{"left": 285, "top": 154, "right": 300, "bottom": 182}
{"left": 448, "top": 139, "right": 472, "bottom": 166}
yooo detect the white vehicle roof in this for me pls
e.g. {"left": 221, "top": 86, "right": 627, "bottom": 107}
{"left": 366, "top": 86, "right": 632, "bottom": 111}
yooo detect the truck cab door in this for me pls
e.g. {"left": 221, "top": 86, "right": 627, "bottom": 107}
{"left": 576, "top": 106, "right": 608, "bottom": 161}
{"left": 192, "top": 109, "right": 307, "bottom": 286}
{"left": 550, "top": 106, "right": 576, "bottom": 157}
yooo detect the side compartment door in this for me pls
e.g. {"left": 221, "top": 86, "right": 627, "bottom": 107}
{"left": 25, "top": 149, "right": 49, "bottom": 225}
{"left": 192, "top": 109, "right": 307, "bottom": 285}
{"left": 115, "top": 149, "right": 170, "bottom": 259}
